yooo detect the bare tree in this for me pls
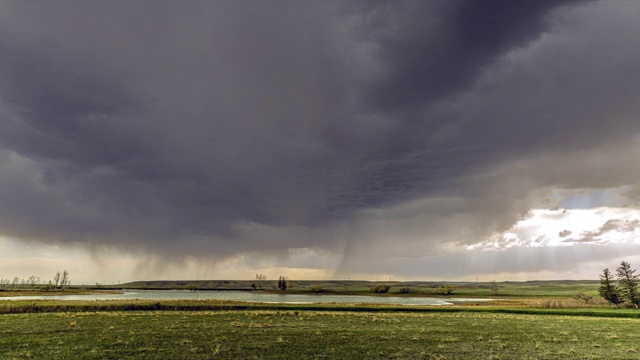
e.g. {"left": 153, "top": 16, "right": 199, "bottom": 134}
{"left": 44, "top": 280, "right": 55, "bottom": 292}
{"left": 12, "top": 277, "right": 20, "bottom": 290}
{"left": 27, "top": 276, "right": 41, "bottom": 289}
{"left": 0, "top": 278, "right": 9, "bottom": 290}
{"left": 489, "top": 280, "right": 499, "bottom": 295}
{"left": 53, "top": 271, "right": 61, "bottom": 289}
{"left": 254, "top": 273, "right": 267, "bottom": 290}
{"left": 60, "top": 270, "right": 70, "bottom": 290}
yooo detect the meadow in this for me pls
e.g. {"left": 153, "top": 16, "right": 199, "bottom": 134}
{"left": 1, "top": 280, "right": 633, "bottom": 359}
{"left": 112, "top": 279, "right": 600, "bottom": 297}
{"left": 1, "top": 307, "right": 639, "bottom": 359}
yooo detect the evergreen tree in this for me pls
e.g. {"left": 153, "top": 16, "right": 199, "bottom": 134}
{"left": 616, "top": 261, "right": 640, "bottom": 305}
{"left": 281, "top": 276, "right": 287, "bottom": 291}
{"left": 599, "top": 268, "right": 621, "bottom": 306}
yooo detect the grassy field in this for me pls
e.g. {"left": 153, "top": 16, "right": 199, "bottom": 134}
{"left": 102, "top": 279, "right": 600, "bottom": 298}
{"left": 1, "top": 308, "right": 639, "bottom": 359}
{"left": 0, "top": 289, "right": 120, "bottom": 298}
{"left": 0, "top": 280, "right": 625, "bottom": 359}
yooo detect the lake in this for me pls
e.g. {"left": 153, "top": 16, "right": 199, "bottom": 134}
{"left": 0, "top": 290, "right": 489, "bottom": 305}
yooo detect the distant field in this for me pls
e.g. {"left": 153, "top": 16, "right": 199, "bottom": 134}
{"left": 1, "top": 308, "right": 638, "bottom": 359}
{"left": 108, "top": 279, "right": 600, "bottom": 297}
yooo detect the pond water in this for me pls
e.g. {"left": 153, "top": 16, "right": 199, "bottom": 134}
{"left": 0, "top": 290, "right": 489, "bottom": 306}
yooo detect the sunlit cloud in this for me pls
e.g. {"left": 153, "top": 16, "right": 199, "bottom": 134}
{"left": 470, "top": 206, "right": 640, "bottom": 250}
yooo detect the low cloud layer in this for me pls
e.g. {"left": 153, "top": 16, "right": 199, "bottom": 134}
{"left": 2, "top": 1, "right": 640, "bottom": 279}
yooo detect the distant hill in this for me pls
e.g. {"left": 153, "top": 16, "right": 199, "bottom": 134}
{"left": 109, "top": 279, "right": 600, "bottom": 297}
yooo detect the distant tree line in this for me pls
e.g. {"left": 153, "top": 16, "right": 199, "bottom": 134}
{"left": 0, "top": 270, "right": 70, "bottom": 292}
{"left": 251, "top": 273, "right": 267, "bottom": 290}
{"left": 0, "top": 275, "right": 41, "bottom": 290}
{"left": 248, "top": 274, "right": 291, "bottom": 291}
{"left": 599, "top": 261, "right": 639, "bottom": 307}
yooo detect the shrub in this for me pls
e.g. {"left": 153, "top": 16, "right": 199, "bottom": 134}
{"left": 623, "top": 302, "right": 639, "bottom": 309}
{"left": 574, "top": 290, "right": 594, "bottom": 304}
{"left": 307, "top": 286, "right": 326, "bottom": 293}
{"left": 372, "top": 284, "right": 391, "bottom": 293}
{"left": 434, "top": 285, "right": 455, "bottom": 295}
{"left": 398, "top": 287, "right": 411, "bottom": 294}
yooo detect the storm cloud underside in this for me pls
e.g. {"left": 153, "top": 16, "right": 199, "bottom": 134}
{"left": 1, "top": 0, "right": 640, "bottom": 279}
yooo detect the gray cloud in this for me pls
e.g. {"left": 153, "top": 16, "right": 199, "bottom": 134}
{"left": 621, "top": 184, "right": 640, "bottom": 206}
{"left": 2, "top": 0, "right": 640, "bottom": 278}
{"left": 559, "top": 229, "right": 572, "bottom": 238}
{"left": 377, "top": 243, "right": 640, "bottom": 280}
{"left": 564, "top": 219, "right": 640, "bottom": 244}
{"left": 346, "top": 0, "right": 588, "bottom": 113}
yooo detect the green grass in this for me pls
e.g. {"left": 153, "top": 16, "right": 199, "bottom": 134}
{"left": 1, "top": 309, "right": 639, "bottom": 359}
{"left": 1, "top": 279, "right": 603, "bottom": 298}
{"left": 0, "top": 280, "right": 622, "bottom": 359}
{"left": 101, "top": 279, "right": 600, "bottom": 298}
{"left": 0, "top": 299, "right": 636, "bottom": 318}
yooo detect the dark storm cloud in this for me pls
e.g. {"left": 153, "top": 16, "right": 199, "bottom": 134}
{"left": 0, "top": 1, "right": 332, "bottom": 255}
{"left": 0, "top": 40, "right": 141, "bottom": 167}
{"left": 2, "top": 0, "right": 639, "bottom": 272}
{"left": 349, "top": 0, "right": 588, "bottom": 113}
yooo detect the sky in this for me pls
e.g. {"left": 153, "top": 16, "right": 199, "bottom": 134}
{"left": 2, "top": 0, "right": 640, "bottom": 284}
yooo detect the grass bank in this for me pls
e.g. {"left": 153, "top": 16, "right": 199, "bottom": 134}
{"left": 0, "top": 289, "right": 120, "bottom": 297}
{"left": 0, "top": 299, "right": 637, "bottom": 319}
{"left": 1, "top": 309, "right": 638, "bottom": 359}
